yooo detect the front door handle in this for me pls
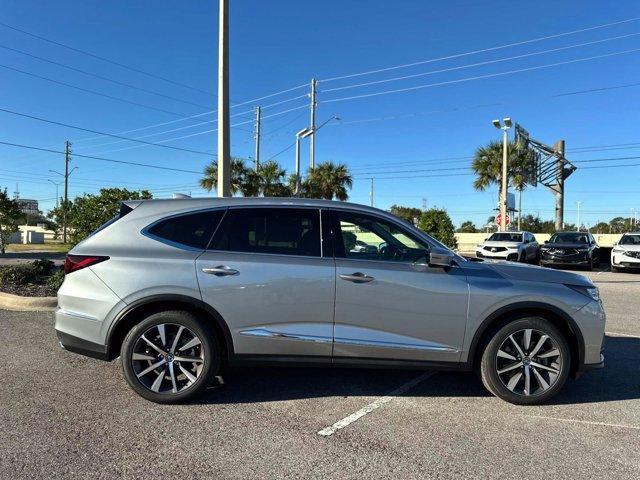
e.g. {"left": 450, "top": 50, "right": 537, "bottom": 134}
{"left": 339, "top": 272, "right": 374, "bottom": 283}
{"left": 202, "top": 265, "right": 239, "bottom": 276}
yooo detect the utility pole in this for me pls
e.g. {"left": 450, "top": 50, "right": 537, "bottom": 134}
{"left": 517, "top": 188, "right": 522, "bottom": 231}
{"left": 217, "top": 0, "right": 231, "bottom": 197}
{"left": 493, "top": 118, "right": 512, "bottom": 232}
{"left": 309, "top": 78, "right": 317, "bottom": 169}
{"left": 253, "top": 106, "right": 261, "bottom": 171}
{"left": 63, "top": 140, "right": 71, "bottom": 243}
{"left": 554, "top": 140, "right": 565, "bottom": 231}
{"left": 577, "top": 201, "right": 582, "bottom": 231}
{"left": 369, "top": 178, "right": 374, "bottom": 207}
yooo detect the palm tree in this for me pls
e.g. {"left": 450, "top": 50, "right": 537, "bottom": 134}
{"left": 258, "top": 160, "right": 291, "bottom": 197}
{"left": 472, "top": 140, "right": 538, "bottom": 228}
{"left": 200, "top": 158, "right": 251, "bottom": 195}
{"left": 472, "top": 140, "right": 537, "bottom": 192}
{"left": 301, "top": 161, "right": 353, "bottom": 200}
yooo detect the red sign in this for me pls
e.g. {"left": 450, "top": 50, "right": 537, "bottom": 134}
{"left": 496, "top": 213, "right": 510, "bottom": 226}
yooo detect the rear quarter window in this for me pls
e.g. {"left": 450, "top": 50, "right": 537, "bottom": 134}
{"left": 146, "top": 210, "right": 225, "bottom": 250}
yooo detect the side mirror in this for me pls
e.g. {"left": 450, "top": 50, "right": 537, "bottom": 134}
{"left": 428, "top": 247, "right": 454, "bottom": 268}
{"left": 544, "top": 240, "right": 548, "bottom": 244}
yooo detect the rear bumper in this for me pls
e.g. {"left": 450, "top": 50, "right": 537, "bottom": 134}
{"left": 56, "top": 329, "right": 108, "bottom": 361}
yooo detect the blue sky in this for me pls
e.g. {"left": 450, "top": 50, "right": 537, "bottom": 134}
{"left": 1, "top": 0, "right": 639, "bottom": 228}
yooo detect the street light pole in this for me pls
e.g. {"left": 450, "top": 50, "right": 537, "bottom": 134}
{"left": 295, "top": 127, "right": 311, "bottom": 195}
{"left": 47, "top": 180, "right": 60, "bottom": 208}
{"left": 493, "top": 118, "right": 512, "bottom": 232}
{"left": 217, "top": 0, "right": 231, "bottom": 197}
{"left": 577, "top": 201, "right": 582, "bottom": 231}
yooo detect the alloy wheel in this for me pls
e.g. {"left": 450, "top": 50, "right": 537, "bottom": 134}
{"left": 131, "top": 323, "right": 205, "bottom": 394}
{"left": 495, "top": 328, "right": 563, "bottom": 397}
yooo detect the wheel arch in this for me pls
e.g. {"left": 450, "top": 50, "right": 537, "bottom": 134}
{"left": 468, "top": 302, "right": 585, "bottom": 377}
{"left": 106, "top": 294, "right": 234, "bottom": 363}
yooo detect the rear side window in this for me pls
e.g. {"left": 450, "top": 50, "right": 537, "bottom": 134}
{"left": 147, "top": 210, "right": 225, "bottom": 250}
{"left": 209, "top": 208, "right": 321, "bottom": 257}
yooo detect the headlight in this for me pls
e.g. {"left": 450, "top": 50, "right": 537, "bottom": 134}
{"left": 476, "top": 244, "right": 483, "bottom": 248}
{"left": 566, "top": 284, "right": 600, "bottom": 302}
{"left": 506, "top": 246, "right": 519, "bottom": 250}
{"left": 612, "top": 247, "right": 625, "bottom": 253}
{"left": 576, "top": 248, "right": 590, "bottom": 252}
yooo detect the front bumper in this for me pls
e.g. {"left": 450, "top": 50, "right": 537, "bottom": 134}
{"left": 611, "top": 253, "right": 640, "bottom": 268}
{"left": 476, "top": 250, "right": 519, "bottom": 261}
{"left": 540, "top": 251, "right": 590, "bottom": 266}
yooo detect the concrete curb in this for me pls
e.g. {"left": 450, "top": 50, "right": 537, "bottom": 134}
{"left": 0, "top": 291, "right": 57, "bottom": 312}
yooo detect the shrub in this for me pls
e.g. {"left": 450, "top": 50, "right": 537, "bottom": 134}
{"left": 0, "top": 264, "right": 38, "bottom": 286}
{"left": 46, "top": 268, "right": 65, "bottom": 290}
{"left": 32, "top": 258, "right": 56, "bottom": 276}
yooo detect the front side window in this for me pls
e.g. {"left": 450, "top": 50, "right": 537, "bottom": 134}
{"left": 209, "top": 208, "right": 321, "bottom": 257}
{"left": 334, "top": 211, "right": 429, "bottom": 263}
{"left": 147, "top": 210, "right": 225, "bottom": 250}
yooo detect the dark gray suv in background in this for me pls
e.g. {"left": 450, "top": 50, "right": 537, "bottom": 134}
{"left": 55, "top": 198, "right": 605, "bottom": 404}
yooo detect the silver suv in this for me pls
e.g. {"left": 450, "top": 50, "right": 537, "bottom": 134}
{"left": 55, "top": 198, "right": 605, "bottom": 405}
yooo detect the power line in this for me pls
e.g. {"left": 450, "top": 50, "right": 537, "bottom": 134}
{"left": 75, "top": 94, "right": 308, "bottom": 152}
{"left": 264, "top": 142, "right": 296, "bottom": 161}
{"left": 63, "top": 83, "right": 311, "bottom": 145}
{"left": 0, "top": 106, "right": 217, "bottom": 156}
{"left": 84, "top": 104, "right": 309, "bottom": 157}
{"left": 0, "top": 140, "right": 202, "bottom": 174}
{"left": 321, "top": 32, "right": 640, "bottom": 93}
{"left": 0, "top": 62, "right": 189, "bottom": 117}
{"left": 321, "top": 48, "right": 640, "bottom": 104}
{"left": 321, "top": 16, "right": 640, "bottom": 82}
{"left": 0, "top": 21, "right": 214, "bottom": 96}
{"left": 0, "top": 43, "right": 214, "bottom": 109}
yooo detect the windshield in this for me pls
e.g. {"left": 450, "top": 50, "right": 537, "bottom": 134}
{"left": 549, "top": 233, "right": 589, "bottom": 244}
{"left": 488, "top": 233, "right": 523, "bottom": 242}
{"left": 620, "top": 234, "right": 640, "bottom": 245}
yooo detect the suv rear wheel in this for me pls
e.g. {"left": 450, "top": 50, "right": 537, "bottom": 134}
{"left": 121, "top": 310, "right": 219, "bottom": 403}
{"left": 479, "top": 317, "right": 570, "bottom": 405}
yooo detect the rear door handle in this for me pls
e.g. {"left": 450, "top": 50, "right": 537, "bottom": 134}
{"left": 339, "top": 272, "right": 374, "bottom": 283}
{"left": 202, "top": 265, "right": 239, "bottom": 276}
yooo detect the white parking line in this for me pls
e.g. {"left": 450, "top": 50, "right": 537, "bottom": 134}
{"left": 606, "top": 331, "right": 640, "bottom": 338}
{"left": 525, "top": 414, "right": 640, "bottom": 431}
{"left": 317, "top": 372, "right": 434, "bottom": 437}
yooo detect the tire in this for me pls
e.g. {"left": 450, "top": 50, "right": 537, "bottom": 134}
{"left": 518, "top": 251, "right": 525, "bottom": 263}
{"left": 479, "top": 317, "right": 570, "bottom": 405}
{"left": 611, "top": 266, "right": 620, "bottom": 273}
{"left": 586, "top": 256, "right": 593, "bottom": 271}
{"left": 121, "top": 310, "right": 220, "bottom": 404}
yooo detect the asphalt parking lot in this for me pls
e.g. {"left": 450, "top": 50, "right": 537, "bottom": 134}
{"left": 2, "top": 268, "right": 639, "bottom": 479}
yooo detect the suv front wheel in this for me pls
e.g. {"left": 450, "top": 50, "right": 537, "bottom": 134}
{"left": 121, "top": 310, "right": 220, "bottom": 403}
{"left": 480, "top": 317, "right": 570, "bottom": 405}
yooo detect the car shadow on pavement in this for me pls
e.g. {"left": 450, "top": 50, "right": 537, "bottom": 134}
{"left": 196, "top": 335, "right": 639, "bottom": 405}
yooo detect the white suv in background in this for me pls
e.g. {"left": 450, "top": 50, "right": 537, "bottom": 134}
{"left": 611, "top": 232, "right": 640, "bottom": 272}
{"left": 476, "top": 231, "right": 539, "bottom": 262}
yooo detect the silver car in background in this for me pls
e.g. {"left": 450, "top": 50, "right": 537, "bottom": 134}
{"left": 55, "top": 198, "right": 605, "bottom": 405}
{"left": 476, "top": 231, "right": 540, "bottom": 262}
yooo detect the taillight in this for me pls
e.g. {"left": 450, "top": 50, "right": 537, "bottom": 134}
{"left": 64, "top": 255, "right": 109, "bottom": 274}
